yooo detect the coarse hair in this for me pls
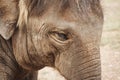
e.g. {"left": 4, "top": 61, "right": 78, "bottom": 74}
{"left": 18, "top": 0, "right": 103, "bottom": 27}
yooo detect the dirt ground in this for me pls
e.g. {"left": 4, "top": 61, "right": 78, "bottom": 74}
{"left": 38, "top": 0, "right": 120, "bottom": 80}
{"left": 101, "top": 0, "right": 120, "bottom": 80}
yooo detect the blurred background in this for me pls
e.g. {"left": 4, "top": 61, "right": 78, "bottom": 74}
{"left": 38, "top": 0, "right": 120, "bottom": 80}
{"left": 101, "top": 0, "right": 120, "bottom": 80}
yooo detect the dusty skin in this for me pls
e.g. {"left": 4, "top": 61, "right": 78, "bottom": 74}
{"left": 38, "top": 0, "right": 120, "bottom": 80}
{"left": 0, "top": 0, "right": 103, "bottom": 80}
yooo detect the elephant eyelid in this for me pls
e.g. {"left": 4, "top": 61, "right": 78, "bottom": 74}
{"left": 49, "top": 31, "right": 69, "bottom": 41}
{"left": 48, "top": 30, "right": 73, "bottom": 45}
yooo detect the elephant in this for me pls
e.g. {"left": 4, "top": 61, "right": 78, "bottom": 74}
{"left": 0, "top": 0, "right": 104, "bottom": 80}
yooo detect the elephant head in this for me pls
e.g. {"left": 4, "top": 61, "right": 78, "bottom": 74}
{"left": 0, "top": 0, "right": 104, "bottom": 80}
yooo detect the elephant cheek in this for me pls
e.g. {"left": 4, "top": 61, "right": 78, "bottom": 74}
{"left": 55, "top": 47, "right": 101, "bottom": 80}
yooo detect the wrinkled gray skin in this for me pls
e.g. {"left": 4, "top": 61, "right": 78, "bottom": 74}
{"left": 0, "top": 0, "right": 103, "bottom": 80}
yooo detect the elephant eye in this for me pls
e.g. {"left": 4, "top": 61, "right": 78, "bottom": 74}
{"left": 49, "top": 31, "right": 69, "bottom": 41}
{"left": 56, "top": 32, "right": 68, "bottom": 41}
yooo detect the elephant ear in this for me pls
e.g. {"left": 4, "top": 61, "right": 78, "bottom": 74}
{"left": 0, "top": 20, "right": 16, "bottom": 40}
{"left": 0, "top": 0, "right": 19, "bottom": 40}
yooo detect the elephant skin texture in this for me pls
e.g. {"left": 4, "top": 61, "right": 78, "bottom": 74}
{"left": 0, "top": 0, "right": 103, "bottom": 80}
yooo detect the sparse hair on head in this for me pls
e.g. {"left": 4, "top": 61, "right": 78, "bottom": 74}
{"left": 17, "top": 0, "right": 103, "bottom": 27}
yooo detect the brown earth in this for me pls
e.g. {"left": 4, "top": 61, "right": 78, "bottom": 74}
{"left": 101, "top": 0, "right": 120, "bottom": 80}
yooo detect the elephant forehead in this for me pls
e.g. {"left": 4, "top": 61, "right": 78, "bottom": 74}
{"left": 29, "top": 14, "right": 101, "bottom": 35}
{"left": 28, "top": 13, "right": 78, "bottom": 32}
{"left": 32, "top": 7, "right": 101, "bottom": 24}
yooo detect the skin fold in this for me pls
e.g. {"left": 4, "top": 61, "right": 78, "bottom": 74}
{"left": 0, "top": 0, "right": 103, "bottom": 80}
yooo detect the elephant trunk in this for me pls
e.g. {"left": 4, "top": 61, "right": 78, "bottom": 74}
{"left": 55, "top": 42, "right": 101, "bottom": 80}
